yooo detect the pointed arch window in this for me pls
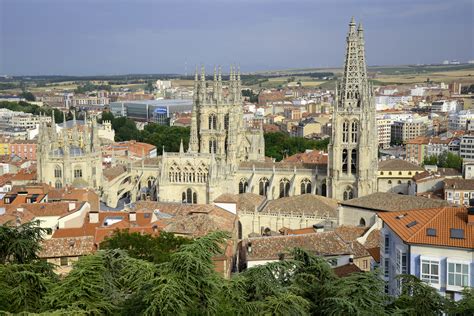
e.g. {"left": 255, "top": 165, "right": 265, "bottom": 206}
{"left": 54, "top": 165, "right": 62, "bottom": 178}
{"left": 300, "top": 178, "right": 312, "bottom": 195}
{"left": 55, "top": 180, "right": 62, "bottom": 189}
{"left": 342, "top": 149, "right": 348, "bottom": 174}
{"left": 208, "top": 113, "right": 217, "bottom": 130}
{"left": 224, "top": 114, "right": 229, "bottom": 130}
{"left": 279, "top": 178, "right": 290, "bottom": 198}
{"left": 351, "top": 120, "right": 358, "bottom": 143}
{"left": 343, "top": 186, "right": 354, "bottom": 201}
{"left": 321, "top": 182, "right": 327, "bottom": 197}
{"left": 259, "top": 177, "right": 269, "bottom": 196}
{"left": 239, "top": 178, "right": 248, "bottom": 194}
{"left": 182, "top": 188, "right": 197, "bottom": 204}
{"left": 351, "top": 149, "right": 357, "bottom": 175}
{"left": 342, "top": 121, "right": 349, "bottom": 143}
{"left": 74, "top": 167, "right": 82, "bottom": 178}
{"left": 209, "top": 138, "right": 217, "bottom": 154}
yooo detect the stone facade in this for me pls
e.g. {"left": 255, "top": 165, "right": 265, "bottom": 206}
{"left": 327, "top": 18, "right": 378, "bottom": 200}
{"left": 37, "top": 113, "right": 103, "bottom": 190}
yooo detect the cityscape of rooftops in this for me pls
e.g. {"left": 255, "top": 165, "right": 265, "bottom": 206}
{"left": 0, "top": 0, "right": 473, "bottom": 315}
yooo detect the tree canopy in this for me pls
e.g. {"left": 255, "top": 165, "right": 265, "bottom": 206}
{"left": 0, "top": 223, "right": 473, "bottom": 315}
{"left": 423, "top": 151, "right": 463, "bottom": 171}
{"left": 264, "top": 132, "right": 330, "bottom": 161}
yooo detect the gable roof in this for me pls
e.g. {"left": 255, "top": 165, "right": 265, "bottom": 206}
{"left": 246, "top": 231, "right": 351, "bottom": 260}
{"left": 378, "top": 207, "right": 473, "bottom": 249}
{"left": 444, "top": 178, "right": 474, "bottom": 191}
{"left": 262, "top": 194, "right": 338, "bottom": 218}
{"left": 378, "top": 159, "right": 424, "bottom": 171}
{"left": 340, "top": 192, "right": 452, "bottom": 212}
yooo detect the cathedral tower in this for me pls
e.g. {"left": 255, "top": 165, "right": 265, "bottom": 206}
{"left": 327, "top": 18, "right": 378, "bottom": 200}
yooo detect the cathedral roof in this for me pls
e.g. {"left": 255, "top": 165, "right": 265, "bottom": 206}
{"left": 262, "top": 194, "right": 338, "bottom": 218}
{"left": 103, "top": 164, "right": 128, "bottom": 181}
{"left": 282, "top": 150, "right": 328, "bottom": 165}
{"left": 213, "top": 193, "right": 265, "bottom": 213}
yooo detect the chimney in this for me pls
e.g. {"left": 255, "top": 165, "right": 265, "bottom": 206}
{"left": 468, "top": 207, "right": 474, "bottom": 225}
{"left": 89, "top": 211, "right": 99, "bottom": 224}
{"left": 313, "top": 223, "right": 325, "bottom": 233}
{"left": 129, "top": 211, "right": 136, "bottom": 222}
{"left": 68, "top": 202, "right": 76, "bottom": 211}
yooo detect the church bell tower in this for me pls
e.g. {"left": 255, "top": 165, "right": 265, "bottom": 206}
{"left": 327, "top": 18, "right": 378, "bottom": 200}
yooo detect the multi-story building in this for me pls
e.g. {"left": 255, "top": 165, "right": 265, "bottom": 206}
{"left": 377, "top": 118, "right": 392, "bottom": 149}
{"left": 406, "top": 136, "right": 428, "bottom": 164}
{"left": 444, "top": 178, "right": 474, "bottom": 206}
{"left": 379, "top": 207, "right": 473, "bottom": 300}
{"left": 377, "top": 159, "right": 424, "bottom": 195}
{"left": 459, "top": 134, "right": 474, "bottom": 160}
{"left": 283, "top": 107, "right": 302, "bottom": 120}
{"left": 391, "top": 119, "right": 430, "bottom": 144}
{"left": 448, "top": 110, "right": 474, "bottom": 131}
{"left": 431, "top": 100, "right": 462, "bottom": 113}
{"left": 9, "top": 140, "right": 37, "bottom": 160}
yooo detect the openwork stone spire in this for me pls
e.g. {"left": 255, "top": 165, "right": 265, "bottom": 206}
{"left": 339, "top": 17, "right": 370, "bottom": 109}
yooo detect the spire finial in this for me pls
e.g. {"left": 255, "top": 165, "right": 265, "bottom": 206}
{"left": 63, "top": 111, "right": 66, "bottom": 124}
{"left": 194, "top": 66, "right": 198, "bottom": 81}
{"left": 237, "top": 65, "right": 241, "bottom": 81}
{"left": 218, "top": 65, "right": 222, "bottom": 81}
{"left": 350, "top": 16, "right": 355, "bottom": 25}
{"left": 214, "top": 66, "right": 217, "bottom": 81}
{"left": 200, "top": 65, "right": 205, "bottom": 81}
{"left": 358, "top": 22, "right": 363, "bottom": 31}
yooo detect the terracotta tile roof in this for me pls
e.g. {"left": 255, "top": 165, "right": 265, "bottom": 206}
{"left": 333, "top": 263, "right": 362, "bottom": 277}
{"left": 17, "top": 201, "right": 84, "bottom": 217}
{"left": 412, "top": 169, "right": 461, "bottom": 183}
{"left": 47, "top": 187, "right": 100, "bottom": 211}
{"left": 282, "top": 150, "right": 328, "bottom": 165}
{"left": 238, "top": 161, "right": 316, "bottom": 170}
{"left": 340, "top": 192, "right": 451, "bottom": 212}
{"left": 350, "top": 240, "right": 371, "bottom": 258}
{"left": 378, "top": 207, "right": 473, "bottom": 249}
{"left": 39, "top": 236, "right": 95, "bottom": 258}
{"left": 0, "top": 208, "right": 35, "bottom": 225}
{"left": 246, "top": 232, "right": 351, "bottom": 260}
{"left": 378, "top": 159, "right": 424, "bottom": 171}
{"left": 444, "top": 178, "right": 474, "bottom": 191}
{"left": 103, "top": 164, "right": 127, "bottom": 181}
{"left": 279, "top": 226, "right": 319, "bottom": 235}
{"left": 366, "top": 247, "right": 381, "bottom": 263}
{"left": 334, "top": 225, "right": 368, "bottom": 242}
{"left": 363, "top": 229, "right": 381, "bottom": 249}
{"left": 11, "top": 167, "right": 37, "bottom": 182}
{"left": 213, "top": 193, "right": 265, "bottom": 213}
{"left": 262, "top": 194, "right": 337, "bottom": 218}
{"left": 214, "top": 193, "right": 239, "bottom": 203}
{"left": 0, "top": 173, "right": 14, "bottom": 186}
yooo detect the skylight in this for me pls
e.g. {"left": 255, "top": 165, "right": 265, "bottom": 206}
{"left": 426, "top": 228, "right": 437, "bottom": 236}
{"left": 450, "top": 228, "right": 465, "bottom": 239}
{"left": 406, "top": 221, "right": 417, "bottom": 228}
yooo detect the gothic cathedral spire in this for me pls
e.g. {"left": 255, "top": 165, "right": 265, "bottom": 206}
{"left": 327, "top": 18, "right": 378, "bottom": 201}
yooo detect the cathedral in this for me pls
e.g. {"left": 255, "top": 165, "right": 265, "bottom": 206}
{"left": 36, "top": 18, "right": 378, "bottom": 208}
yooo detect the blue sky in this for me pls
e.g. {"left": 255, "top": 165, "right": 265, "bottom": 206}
{"left": 0, "top": 0, "right": 472, "bottom": 75}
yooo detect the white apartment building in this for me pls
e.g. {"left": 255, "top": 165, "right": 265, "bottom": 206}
{"left": 459, "top": 134, "right": 474, "bottom": 160}
{"left": 448, "top": 110, "right": 474, "bottom": 131}
{"left": 377, "top": 117, "right": 393, "bottom": 149}
{"left": 431, "top": 100, "right": 462, "bottom": 113}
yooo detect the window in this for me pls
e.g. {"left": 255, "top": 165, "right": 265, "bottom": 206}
{"left": 351, "top": 121, "right": 358, "bottom": 143}
{"left": 259, "top": 178, "right": 269, "bottom": 196}
{"left": 448, "top": 262, "right": 469, "bottom": 288}
{"left": 182, "top": 188, "right": 197, "bottom": 204}
{"left": 279, "top": 178, "right": 290, "bottom": 198}
{"left": 54, "top": 165, "right": 62, "bottom": 178}
{"left": 55, "top": 180, "right": 62, "bottom": 189}
{"left": 396, "top": 249, "right": 407, "bottom": 274}
{"left": 384, "top": 258, "right": 390, "bottom": 278}
{"left": 397, "top": 180, "right": 402, "bottom": 184}
{"left": 208, "top": 113, "right": 217, "bottom": 130}
{"left": 351, "top": 149, "right": 357, "bottom": 174}
{"left": 239, "top": 178, "right": 248, "bottom": 194}
{"left": 342, "top": 121, "right": 349, "bottom": 143}
{"left": 300, "top": 178, "right": 311, "bottom": 194}
{"left": 388, "top": 180, "right": 392, "bottom": 184}
{"left": 384, "top": 235, "right": 390, "bottom": 254}
{"left": 342, "top": 149, "right": 348, "bottom": 174}
{"left": 209, "top": 139, "right": 217, "bottom": 154}
{"left": 74, "top": 168, "right": 82, "bottom": 178}
{"left": 60, "top": 257, "right": 68, "bottom": 266}
{"left": 224, "top": 114, "right": 229, "bottom": 130}
{"left": 421, "top": 259, "right": 439, "bottom": 285}
{"left": 343, "top": 186, "right": 353, "bottom": 200}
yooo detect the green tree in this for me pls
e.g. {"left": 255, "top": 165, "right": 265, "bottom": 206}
{"left": 20, "top": 91, "right": 36, "bottom": 101}
{"left": 0, "top": 220, "right": 47, "bottom": 264}
{"left": 100, "top": 230, "right": 190, "bottom": 264}
{"left": 390, "top": 274, "right": 446, "bottom": 315}
{"left": 264, "top": 132, "right": 330, "bottom": 161}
